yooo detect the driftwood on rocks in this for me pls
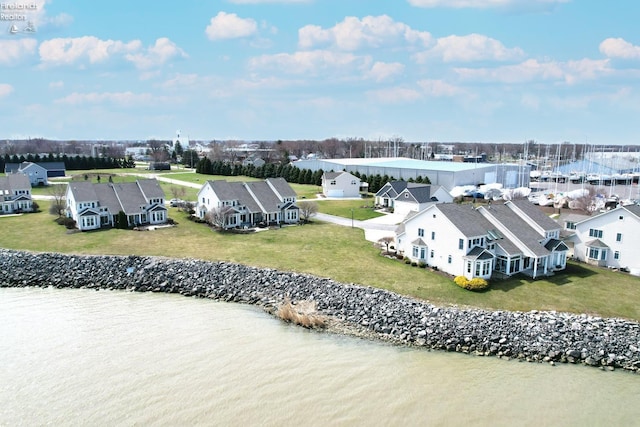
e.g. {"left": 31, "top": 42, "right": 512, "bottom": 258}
{"left": 1, "top": 249, "right": 639, "bottom": 373}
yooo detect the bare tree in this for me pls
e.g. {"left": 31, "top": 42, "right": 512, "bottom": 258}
{"left": 169, "top": 186, "right": 187, "bottom": 201}
{"left": 378, "top": 236, "right": 395, "bottom": 254}
{"left": 48, "top": 183, "right": 68, "bottom": 217}
{"left": 205, "top": 206, "right": 235, "bottom": 229}
{"left": 298, "top": 201, "right": 318, "bottom": 223}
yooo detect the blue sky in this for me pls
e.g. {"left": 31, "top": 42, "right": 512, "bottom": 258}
{"left": 1, "top": 0, "right": 639, "bottom": 145}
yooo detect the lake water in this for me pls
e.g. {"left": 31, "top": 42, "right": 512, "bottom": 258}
{"left": 2, "top": 287, "right": 639, "bottom": 426}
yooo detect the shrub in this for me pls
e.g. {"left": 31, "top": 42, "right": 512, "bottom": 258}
{"left": 454, "top": 276, "right": 489, "bottom": 291}
{"left": 418, "top": 261, "right": 427, "bottom": 269}
{"left": 411, "top": 261, "right": 418, "bottom": 267}
{"left": 276, "top": 297, "right": 326, "bottom": 329}
{"left": 404, "top": 257, "right": 411, "bottom": 264}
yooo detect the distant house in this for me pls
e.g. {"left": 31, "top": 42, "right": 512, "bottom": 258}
{"left": 569, "top": 205, "right": 640, "bottom": 276}
{"left": 376, "top": 181, "right": 452, "bottom": 217}
{"left": 396, "top": 200, "right": 568, "bottom": 280}
{"left": 242, "top": 157, "right": 266, "bottom": 168}
{"left": 0, "top": 174, "right": 34, "bottom": 214}
{"left": 321, "top": 171, "right": 362, "bottom": 198}
{"left": 66, "top": 179, "right": 167, "bottom": 231}
{"left": 197, "top": 177, "right": 299, "bottom": 229}
{"left": 4, "top": 162, "right": 49, "bottom": 186}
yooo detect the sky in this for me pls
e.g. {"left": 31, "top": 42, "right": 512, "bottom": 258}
{"left": 1, "top": 0, "right": 640, "bottom": 145}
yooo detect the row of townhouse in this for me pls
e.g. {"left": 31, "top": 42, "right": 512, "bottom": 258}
{"left": 0, "top": 174, "right": 34, "bottom": 214}
{"left": 396, "top": 199, "right": 569, "bottom": 280}
{"left": 196, "top": 177, "right": 300, "bottom": 228}
{"left": 563, "top": 204, "right": 640, "bottom": 276}
{"left": 66, "top": 179, "right": 168, "bottom": 231}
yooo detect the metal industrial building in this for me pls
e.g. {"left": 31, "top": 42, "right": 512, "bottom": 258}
{"left": 292, "top": 157, "right": 529, "bottom": 190}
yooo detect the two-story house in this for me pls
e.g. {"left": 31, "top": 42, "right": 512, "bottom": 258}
{"left": 66, "top": 179, "right": 167, "bottom": 231}
{"left": 322, "top": 171, "right": 362, "bottom": 198}
{"left": 196, "top": 177, "right": 299, "bottom": 229}
{"left": 569, "top": 204, "right": 640, "bottom": 276}
{"left": 0, "top": 174, "right": 34, "bottom": 214}
{"left": 396, "top": 199, "right": 568, "bottom": 280}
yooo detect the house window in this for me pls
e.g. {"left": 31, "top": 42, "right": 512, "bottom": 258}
{"left": 614, "top": 251, "right": 620, "bottom": 260}
{"left": 589, "top": 228, "right": 603, "bottom": 238}
{"left": 413, "top": 246, "right": 419, "bottom": 257}
{"left": 430, "top": 250, "right": 434, "bottom": 258}
{"left": 619, "top": 215, "right": 624, "bottom": 220}
{"left": 330, "top": 180, "right": 336, "bottom": 185}
{"left": 459, "top": 239, "right": 464, "bottom": 250}
{"left": 482, "top": 260, "right": 491, "bottom": 276}
{"left": 418, "top": 228, "right": 424, "bottom": 237}
{"left": 431, "top": 231, "right": 435, "bottom": 240}
{"left": 566, "top": 221, "right": 576, "bottom": 230}
{"left": 405, "top": 193, "right": 409, "bottom": 198}
{"left": 448, "top": 255, "right": 452, "bottom": 264}
{"left": 351, "top": 180, "right": 357, "bottom": 185}
{"left": 616, "top": 233, "right": 622, "bottom": 242}
{"left": 466, "top": 261, "right": 471, "bottom": 273}
{"left": 587, "top": 247, "right": 607, "bottom": 261}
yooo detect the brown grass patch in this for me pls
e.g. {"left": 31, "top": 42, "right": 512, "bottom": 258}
{"left": 276, "top": 297, "right": 327, "bottom": 329}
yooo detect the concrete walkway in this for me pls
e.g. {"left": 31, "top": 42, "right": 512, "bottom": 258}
{"left": 313, "top": 212, "right": 401, "bottom": 242}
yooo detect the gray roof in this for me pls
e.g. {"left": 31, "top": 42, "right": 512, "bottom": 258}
{"left": 376, "top": 181, "right": 406, "bottom": 198}
{"left": 0, "top": 174, "right": 31, "bottom": 191}
{"left": 464, "top": 246, "right": 494, "bottom": 260}
{"left": 232, "top": 182, "right": 262, "bottom": 213}
{"left": 68, "top": 181, "right": 99, "bottom": 202}
{"left": 111, "top": 182, "right": 149, "bottom": 215}
{"left": 69, "top": 179, "right": 165, "bottom": 216}
{"left": 507, "top": 199, "right": 560, "bottom": 232}
{"left": 586, "top": 239, "right": 609, "bottom": 248}
{"left": 267, "top": 177, "right": 296, "bottom": 199}
{"left": 411, "top": 238, "right": 427, "bottom": 246}
{"left": 208, "top": 181, "right": 241, "bottom": 202}
{"left": 399, "top": 185, "right": 433, "bottom": 203}
{"left": 323, "top": 172, "right": 341, "bottom": 180}
{"left": 623, "top": 204, "right": 640, "bottom": 218}
{"left": 545, "top": 238, "right": 569, "bottom": 251}
{"left": 137, "top": 179, "right": 165, "bottom": 200}
{"left": 436, "top": 203, "right": 496, "bottom": 238}
{"left": 246, "top": 181, "right": 281, "bottom": 212}
{"left": 479, "top": 203, "right": 550, "bottom": 257}
{"left": 4, "top": 162, "right": 65, "bottom": 173}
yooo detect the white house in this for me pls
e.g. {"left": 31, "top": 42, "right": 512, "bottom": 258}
{"left": 0, "top": 174, "right": 34, "bottom": 214}
{"left": 66, "top": 179, "right": 167, "bottom": 231}
{"left": 196, "top": 177, "right": 299, "bottom": 229}
{"left": 396, "top": 200, "right": 568, "bottom": 280}
{"left": 322, "top": 171, "right": 362, "bottom": 198}
{"left": 569, "top": 205, "right": 640, "bottom": 276}
{"left": 393, "top": 184, "right": 453, "bottom": 217}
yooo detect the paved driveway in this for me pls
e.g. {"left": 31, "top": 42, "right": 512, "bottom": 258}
{"left": 313, "top": 212, "right": 402, "bottom": 242}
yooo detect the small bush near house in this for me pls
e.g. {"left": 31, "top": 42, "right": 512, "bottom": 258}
{"left": 454, "top": 276, "right": 489, "bottom": 291}
{"left": 404, "top": 257, "right": 411, "bottom": 265}
{"left": 418, "top": 261, "right": 427, "bottom": 269}
{"left": 411, "top": 261, "right": 418, "bottom": 267}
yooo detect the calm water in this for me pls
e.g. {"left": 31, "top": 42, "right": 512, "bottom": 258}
{"left": 2, "top": 287, "right": 639, "bottom": 427}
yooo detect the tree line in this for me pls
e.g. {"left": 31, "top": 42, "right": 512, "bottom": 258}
{"left": 194, "top": 159, "right": 431, "bottom": 193}
{"left": 1, "top": 153, "right": 135, "bottom": 171}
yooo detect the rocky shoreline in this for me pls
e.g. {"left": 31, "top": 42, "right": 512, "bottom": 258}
{"left": 1, "top": 249, "right": 639, "bottom": 373}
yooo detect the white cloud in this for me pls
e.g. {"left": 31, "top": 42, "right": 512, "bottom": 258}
{"left": 367, "top": 62, "right": 405, "bottom": 82}
{"left": 454, "top": 58, "right": 610, "bottom": 84}
{"left": 125, "top": 38, "right": 188, "bottom": 69}
{"left": 55, "top": 91, "right": 169, "bottom": 107}
{"left": 49, "top": 81, "right": 64, "bottom": 89}
{"left": 0, "top": 39, "right": 38, "bottom": 65}
{"left": 414, "top": 34, "right": 524, "bottom": 63}
{"left": 366, "top": 87, "right": 422, "bottom": 104}
{"left": 26, "top": 0, "right": 73, "bottom": 30}
{"left": 249, "top": 50, "right": 370, "bottom": 75}
{"left": 205, "top": 12, "right": 258, "bottom": 41}
{"left": 298, "top": 15, "right": 431, "bottom": 51}
{"left": 0, "top": 84, "right": 14, "bottom": 98}
{"left": 39, "top": 36, "right": 140, "bottom": 67}
{"left": 417, "top": 79, "right": 465, "bottom": 97}
{"left": 407, "top": 0, "right": 568, "bottom": 9}
{"left": 599, "top": 38, "right": 640, "bottom": 60}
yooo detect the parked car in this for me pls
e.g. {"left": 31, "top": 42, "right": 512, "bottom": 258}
{"left": 169, "top": 198, "right": 183, "bottom": 207}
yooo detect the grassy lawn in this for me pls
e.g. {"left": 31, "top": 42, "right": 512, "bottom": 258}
{"left": 316, "top": 198, "right": 383, "bottom": 220}
{"left": 2, "top": 200, "right": 640, "bottom": 321}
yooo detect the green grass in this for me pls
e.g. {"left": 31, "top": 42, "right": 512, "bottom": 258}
{"left": 2, "top": 200, "right": 640, "bottom": 322}
{"left": 316, "top": 199, "right": 383, "bottom": 220}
